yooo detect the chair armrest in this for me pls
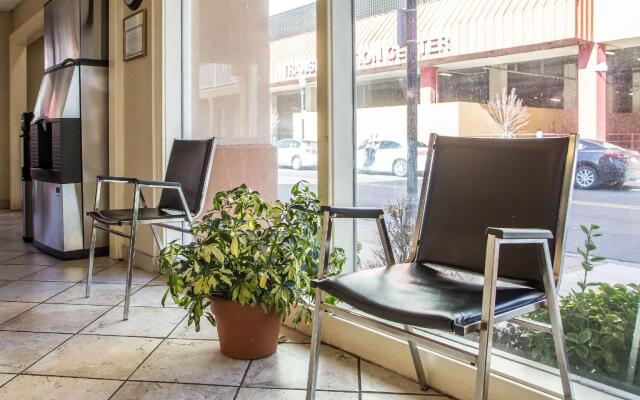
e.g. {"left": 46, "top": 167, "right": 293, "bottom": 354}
{"left": 97, "top": 176, "right": 137, "bottom": 183}
{"left": 136, "top": 180, "right": 192, "bottom": 220}
{"left": 137, "top": 180, "right": 182, "bottom": 189}
{"left": 321, "top": 206, "right": 384, "bottom": 219}
{"left": 486, "top": 227, "right": 553, "bottom": 240}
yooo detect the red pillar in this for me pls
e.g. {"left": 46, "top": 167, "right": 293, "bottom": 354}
{"left": 420, "top": 66, "right": 438, "bottom": 104}
{"left": 578, "top": 42, "right": 607, "bottom": 141}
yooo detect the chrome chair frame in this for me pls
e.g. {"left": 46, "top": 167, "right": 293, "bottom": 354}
{"left": 306, "top": 133, "right": 578, "bottom": 400}
{"left": 85, "top": 178, "right": 192, "bottom": 320}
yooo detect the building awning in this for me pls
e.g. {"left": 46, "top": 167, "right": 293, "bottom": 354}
{"left": 270, "top": 0, "right": 593, "bottom": 84}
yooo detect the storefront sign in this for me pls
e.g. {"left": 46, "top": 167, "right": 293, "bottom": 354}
{"left": 284, "top": 61, "right": 317, "bottom": 80}
{"left": 272, "top": 0, "right": 582, "bottom": 84}
{"left": 356, "top": 37, "right": 451, "bottom": 70}
{"left": 281, "top": 36, "right": 451, "bottom": 81}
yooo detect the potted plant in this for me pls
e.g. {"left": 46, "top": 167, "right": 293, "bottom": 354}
{"left": 158, "top": 182, "right": 345, "bottom": 359}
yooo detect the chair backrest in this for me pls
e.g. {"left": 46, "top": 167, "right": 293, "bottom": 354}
{"left": 413, "top": 134, "right": 576, "bottom": 290}
{"left": 158, "top": 138, "right": 216, "bottom": 216}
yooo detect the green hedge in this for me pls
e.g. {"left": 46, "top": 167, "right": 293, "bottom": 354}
{"left": 527, "top": 283, "right": 640, "bottom": 381}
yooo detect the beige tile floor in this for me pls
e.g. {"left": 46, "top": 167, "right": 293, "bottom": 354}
{"left": 0, "top": 210, "right": 453, "bottom": 400}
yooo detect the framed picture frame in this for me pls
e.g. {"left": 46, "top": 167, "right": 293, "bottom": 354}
{"left": 123, "top": 10, "right": 146, "bottom": 61}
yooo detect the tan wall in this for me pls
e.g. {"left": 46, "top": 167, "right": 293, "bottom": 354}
{"left": 121, "top": 4, "right": 154, "bottom": 187}
{"left": 108, "top": 0, "right": 163, "bottom": 266}
{"left": 5, "top": 1, "right": 45, "bottom": 210}
{"left": 26, "top": 35, "right": 43, "bottom": 111}
{"left": 0, "top": 11, "right": 44, "bottom": 208}
{"left": 12, "top": 0, "right": 45, "bottom": 30}
{"left": 0, "top": 12, "right": 12, "bottom": 208}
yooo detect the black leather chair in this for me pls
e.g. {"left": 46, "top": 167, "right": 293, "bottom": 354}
{"left": 306, "top": 133, "right": 577, "bottom": 400}
{"left": 85, "top": 138, "right": 216, "bottom": 320}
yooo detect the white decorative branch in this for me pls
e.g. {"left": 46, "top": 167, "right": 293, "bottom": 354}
{"left": 487, "top": 88, "right": 530, "bottom": 138}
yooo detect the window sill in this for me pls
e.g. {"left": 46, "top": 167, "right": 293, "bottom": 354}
{"left": 286, "top": 311, "right": 626, "bottom": 400}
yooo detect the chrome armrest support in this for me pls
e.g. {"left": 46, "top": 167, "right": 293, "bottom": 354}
{"left": 137, "top": 180, "right": 181, "bottom": 189}
{"left": 480, "top": 229, "right": 554, "bottom": 321}
{"left": 486, "top": 227, "right": 553, "bottom": 240}
{"left": 320, "top": 205, "right": 384, "bottom": 219}
{"left": 319, "top": 206, "right": 395, "bottom": 273}
{"left": 93, "top": 176, "right": 139, "bottom": 212}
{"left": 97, "top": 175, "right": 138, "bottom": 183}
{"left": 136, "top": 180, "right": 192, "bottom": 224}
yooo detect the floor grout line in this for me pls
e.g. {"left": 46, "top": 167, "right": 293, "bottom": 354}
{"left": 166, "top": 314, "right": 190, "bottom": 338}
{"left": 232, "top": 359, "right": 252, "bottom": 400}
{"left": 358, "top": 356, "right": 363, "bottom": 399}
{"left": 0, "top": 281, "right": 86, "bottom": 327}
{"left": 0, "top": 302, "right": 40, "bottom": 326}
{"left": 0, "top": 252, "right": 32, "bottom": 265}
{"left": 109, "top": 283, "right": 208, "bottom": 398}
{"left": 5, "top": 278, "right": 129, "bottom": 384}
{"left": 107, "top": 338, "right": 167, "bottom": 399}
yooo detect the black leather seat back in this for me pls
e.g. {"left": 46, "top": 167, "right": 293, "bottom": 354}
{"left": 415, "top": 136, "right": 570, "bottom": 290}
{"left": 158, "top": 138, "right": 216, "bottom": 215}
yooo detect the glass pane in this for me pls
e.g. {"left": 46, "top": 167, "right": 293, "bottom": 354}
{"left": 182, "top": 0, "right": 317, "bottom": 204}
{"left": 352, "top": 0, "right": 640, "bottom": 396}
{"left": 355, "top": 0, "right": 423, "bottom": 271}
{"left": 488, "top": 45, "right": 640, "bottom": 396}
{"left": 272, "top": 1, "right": 318, "bottom": 200}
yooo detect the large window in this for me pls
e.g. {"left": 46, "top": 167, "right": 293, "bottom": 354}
{"left": 182, "top": 0, "right": 317, "bottom": 204}
{"left": 180, "top": 0, "right": 640, "bottom": 397}
{"left": 351, "top": 0, "right": 640, "bottom": 397}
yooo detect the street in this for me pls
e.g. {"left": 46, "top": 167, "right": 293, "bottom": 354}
{"left": 278, "top": 168, "right": 640, "bottom": 265}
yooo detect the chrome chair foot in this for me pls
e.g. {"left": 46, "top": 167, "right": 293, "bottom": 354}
{"left": 85, "top": 222, "right": 97, "bottom": 298}
{"left": 404, "top": 325, "right": 428, "bottom": 391}
{"left": 305, "top": 293, "right": 324, "bottom": 400}
{"left": 123, "top": 188, "right": 140, "bottom": 321}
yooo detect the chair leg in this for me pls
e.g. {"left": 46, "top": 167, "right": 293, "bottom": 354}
{"left": 540, "top": 243, "right": 575, "bottom": 399}
{"left": 123, "top": 228, "right": 137, "bottom": 320}
{"left": 123, "top": 185, "right": 142, "bottom": 321}
{"left": 404, "top": 325, "right": 428, "bottom": 390}
{"left": 306, "top": 291, "right": 324, "bottom": 400}
{"left": 85, "top": 221, "right": 98, "bottom": 298}
{"left": 549, "top": 300, "right": 575, "bottom": 400}
{"left": 475, "top": 321, "right": 494, "bottom": 400}
{"left": 150, "top": 224, "right": 162, "bottom": 251}
{"left": 475, "top": 234, "right": 500, "bottom": 400}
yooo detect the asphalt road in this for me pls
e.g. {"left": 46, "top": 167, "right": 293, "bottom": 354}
{"left": 278, "top": 168, "right": 640, "bottom": 264}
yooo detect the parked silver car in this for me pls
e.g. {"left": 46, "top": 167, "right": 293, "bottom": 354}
{"left": 356, "top": 139, "right": 428, "bottom": 176}
{"left": 276, "top": 139, "right": 318, "bottom": 170}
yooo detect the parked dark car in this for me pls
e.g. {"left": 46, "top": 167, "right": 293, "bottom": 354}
{"left": 575, "top": 139, "right": 640, "bottom": 189}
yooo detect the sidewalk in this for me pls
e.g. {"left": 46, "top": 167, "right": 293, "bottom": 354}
{"left": 560, "top": 253, "right": 640, "bottom": 296}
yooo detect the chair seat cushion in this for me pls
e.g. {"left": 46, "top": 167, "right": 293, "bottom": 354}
{"left": 313, "top": 263, "right": 546, "bottom": 334}
{"left": 87, "top": 208, "right": 186, "bottom": 226}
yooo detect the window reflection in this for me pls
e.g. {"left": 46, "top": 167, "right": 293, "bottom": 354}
{"left": 182, "top": 0, "right": 318, "bottom": 202}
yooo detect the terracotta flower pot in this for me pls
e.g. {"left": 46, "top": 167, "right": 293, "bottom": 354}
{"left": 209, "top": 297, "right": 280, "bottom": 360}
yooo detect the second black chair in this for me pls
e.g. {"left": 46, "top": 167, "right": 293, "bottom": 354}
{"left": 85, "top": 138, "right": 216, "bottom": 320}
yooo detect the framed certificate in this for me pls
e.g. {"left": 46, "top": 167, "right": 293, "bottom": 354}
{"left": 123, "top": 10, "right": 146, "bottom": 61}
